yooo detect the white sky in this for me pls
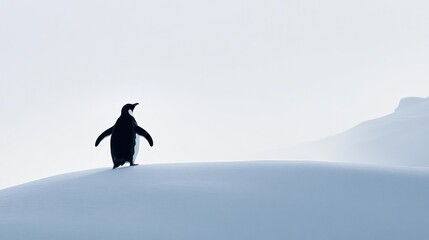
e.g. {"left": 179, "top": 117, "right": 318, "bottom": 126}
{"left": 1, "top": 0, "right": 428, "bottom": 189}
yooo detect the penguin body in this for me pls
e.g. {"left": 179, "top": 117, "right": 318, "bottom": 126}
{"left": 95, "top": 103, "right": 153, "bottom": 169}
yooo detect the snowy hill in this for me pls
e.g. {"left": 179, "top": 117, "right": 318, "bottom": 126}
{"left": 274, "top": 97, "right": 429, "bottom": 167}
{"left": 1, "top": 161, "right": 428, "bottom": 240}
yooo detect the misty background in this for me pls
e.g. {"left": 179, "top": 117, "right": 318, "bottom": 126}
{"left": 1, "top": 0, "right": 428, "bottom": 189}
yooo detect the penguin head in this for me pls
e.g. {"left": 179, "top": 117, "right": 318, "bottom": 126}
{"left": 121, "top": 103, "right": 139, "bottom": 116}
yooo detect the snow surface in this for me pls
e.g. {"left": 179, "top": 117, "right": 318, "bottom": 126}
{"left": 271, "top": 97, "right": 429, "bottom": 167}
{"left": 1, "top": 161, "right": 428, "bottom": 240}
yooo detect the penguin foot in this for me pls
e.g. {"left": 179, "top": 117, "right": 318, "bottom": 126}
{"left": 130, "top": 163, "right": 139, "bottom": 167}
{"left": 113, "top": 164, "right": 120, "bottom": 169}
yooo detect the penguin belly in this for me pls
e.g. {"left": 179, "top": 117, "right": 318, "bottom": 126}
{"left": 133, "top": 135, "right": 140, "bottom": 163}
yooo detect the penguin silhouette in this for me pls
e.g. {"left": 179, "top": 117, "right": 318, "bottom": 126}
{"left": 95, "top": 103, "right": 153, "bottom": 169}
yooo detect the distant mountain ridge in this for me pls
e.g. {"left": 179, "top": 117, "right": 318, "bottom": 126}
{"left": 276, "top": 97, "right": 429, "bottom": 167}
{"left": 395, "top": 96, "right": 429, "bottom": 115}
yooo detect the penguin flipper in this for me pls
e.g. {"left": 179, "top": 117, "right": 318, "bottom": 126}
{"left": 136, "top": 126, "right": 153, "bottom": 147}
{"left": 95, "top": 127, "right": 113, "bottom": 147}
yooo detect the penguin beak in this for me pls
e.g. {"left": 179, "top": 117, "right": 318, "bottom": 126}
{"left": 132, "top": 103, "right": 139, "bottom": 110}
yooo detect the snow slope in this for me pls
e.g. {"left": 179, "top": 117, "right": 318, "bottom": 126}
{"left": 272, "top": 97, "right": 429, "bottom": 167}
{"left": 1, "top": 161, "right": 428, "bottom": 240}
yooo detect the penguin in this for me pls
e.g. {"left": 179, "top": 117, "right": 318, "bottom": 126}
{"left": 95, "top": 103, "right": 153, "bottom": 169}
